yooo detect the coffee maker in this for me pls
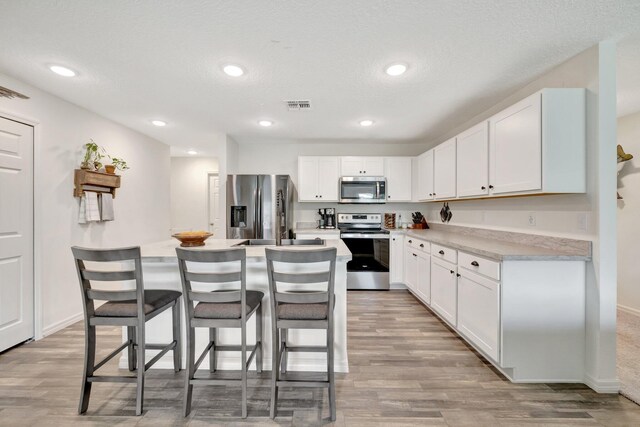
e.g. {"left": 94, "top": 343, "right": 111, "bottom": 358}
{"left": 318, "top": 208, "right": 336, "bottom": 229}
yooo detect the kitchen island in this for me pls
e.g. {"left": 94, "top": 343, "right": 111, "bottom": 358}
{"left": 119, "top": 238, "right": 352, "bottom": 373}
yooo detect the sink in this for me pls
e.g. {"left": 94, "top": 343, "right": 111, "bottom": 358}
{"left": 233, "top": 239, "right": 326, "bottom": 247}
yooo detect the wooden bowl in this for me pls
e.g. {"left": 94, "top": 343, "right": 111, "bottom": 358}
{"left": 171, "top": 232, "right": 213, "bottom": 247}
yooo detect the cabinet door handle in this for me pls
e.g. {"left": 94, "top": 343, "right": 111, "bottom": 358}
{"left": 315, "top": 195, "right": 318, "bottom": 198}
{"left": 438, "top": 250, "right": 445, "bottom": 255}
{"left": 489, "top": 185, "right": 494, "bottom": 189}
{"left": 481, "top": 186, "right": 486, "bottom": 190}
{"left": 364, "top": 170, "right": 367, "bottom": 174}
{"left": 419, "top": 243, "right": 424, "bottom": 248}
{"left": 450, "top": 270, "right": 455, "bottom": 274}
{"left": 388, "top": 195, "right": 391, "bottom": 198}
{"left": 471, "top": 261, "right": 479, "bottom": 267}
{"left": 413, "top": 253, "right": 417, "bottom": 257}
{"left": 359, "top": 171, "right": 362, "bottom": 174}
{"left": 393, "top": 238, "right": 396, "bottom": 241}
{"left": 319, "top": 195, "right": 322, "bottom": 198}
{"left": 408, "top": 240, "right": 412, "bottom": 243}
{"left": 456, "top": 273, "right": 461, "bottom": 278}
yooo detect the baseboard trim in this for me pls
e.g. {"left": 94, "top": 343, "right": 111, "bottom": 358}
{"left": 41, "top": 312, "right": 83, "bottom": 338}
{"left": 618, "top": 304, "right": 640, "bottom": 317}
{"left": 584, "top": 373, "right": 620, "bottom": 393}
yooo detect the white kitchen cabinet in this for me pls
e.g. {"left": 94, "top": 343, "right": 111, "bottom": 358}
{"left": 430, "top": 257, "right": 457, "bottom": 326}
{"left": 415, "top": 251, "right": 431, "bottom": 304}
{"left": 416, "top": 150, "right": 434, "bottom": 201}
{"left": 403, "top": 243, "right": 417, "bottom": 292}
{"left": 340, "top": 156, "right": 384, "bottom": 176}
{"left": 433, "top": 138, "right": 456, "bottom": 200}
{"left": 390, "top": 233, "right": 404, "bottom": 284}
{"left": 457, "top": 121, "right": 489, "bottom": 197}
{"left": 297, "top": 156, "right": 340, "bottom": 202}
{"left": 385, "top": 157, "right": 412, "bottom": 202}
{"left": 489, "top": 89, "right": 586, "bottom": 196}
{"left": 458, "top": 268, "right": 500, "bottom": 362}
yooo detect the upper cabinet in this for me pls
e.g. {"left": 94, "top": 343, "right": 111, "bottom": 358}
{"left": 385, "top": 157, "right": 412, "bottom": 202}
{"left": 489, "top": 89, "right": 586, "bottom": 196}
{"left": 457, "top": 121, "right": 489, "bottom": 198}
{"left": 416, "top": 88, "right": 586, "bottom": 202}
{"left": 340, "top": 156, "right": 385, "bottom": 176}
{"left": 416, "top": 150, "right": 434, "bottom": 201}
{"left": 433, "top": 138, "right": 456, "bottom": 200}
{"left": 298, "top": 156, "right": 340, "bottom": 202}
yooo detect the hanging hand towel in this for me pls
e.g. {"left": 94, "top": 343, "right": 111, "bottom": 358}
{"left": 100, "top": 193, "right": 115, "bottom": 221}
{"left": 78, "top": 195, "right": 87, "bottom": 224}
{"left": 85, "top": 191, "right": 101, "bottom": 222}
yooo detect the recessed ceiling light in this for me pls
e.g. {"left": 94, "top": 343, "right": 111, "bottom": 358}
{"left": 187, "top": 149, "right": 198, "bottom": 155}
{"left": 359, "top": 120, "right": 374, "bottom": 127}
{"left": 49, "top": 65, "right": 76, "bottom": 77}
{"left": 151, "top": 120, "right": 167, "bottom": 127}
{"left": 385, "top": 63, "right": 408, "bottom": 76}
{"left": 223, "top": 64, "right": 244, "bottom": 77}
{"left": 258, "top": 120, "right": 274, "bottom": 127}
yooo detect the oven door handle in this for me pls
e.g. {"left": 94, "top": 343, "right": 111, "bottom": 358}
{"left": 340, "top": 233, "right": 390, "bottom": 239}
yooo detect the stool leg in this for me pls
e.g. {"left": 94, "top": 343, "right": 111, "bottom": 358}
{"left": 78, "top": 324, "right": 96, "bottom": 414}
{"left": 209, "top": 328, "right": 216, "bottom": 372}
{"left": 127, "top": 326, "right": 136, "bottom": 371}
{"left": 184, "top": 326, "right": 195, "bottom": 417}
{"left": 241, "top": 319, "right": 248, "bottom": 418}
{"left": 135, "top": 323, "right": 145, "bottom": 416}
{"left": 328, "top": 326, "right": 336, "bottom": 421}
{"left": 172, "top": 302, "right": 181, "bottom": 372}
{"left": 256, "top": 304, "right": 263, "bottom": 373}
{"left": 280, "top": 329, "right": 288, "bottom": 374}
{"left": 270, "top": 327, "right": 279, "bottom": 419}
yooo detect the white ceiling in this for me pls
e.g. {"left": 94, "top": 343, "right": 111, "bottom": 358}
{"left": 0, "top": 1, "right": 639, "bottom": 154}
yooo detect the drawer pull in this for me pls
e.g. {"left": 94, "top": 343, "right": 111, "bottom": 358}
{"left": 408, "top": 239, "right": 412, "bottom": 243}
{"left": 450, "top": 270, "right": 455, "bottom": 274}
{"left": 419, "top": 243, "right": 424, "bottom": 248}
{"left": 413, "top": 253, "right": 417, "bottom": 257}
{"left": 438, "top": 250, "right": 445, "bottom": 255}
{"left": 456, "top": 273, "right": 461, "bottom": 277}
{"left": 471, "top": 261, "right": 479, "bottom": 267}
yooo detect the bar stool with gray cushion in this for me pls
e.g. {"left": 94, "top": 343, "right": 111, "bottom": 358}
{"left": 71, "top": 246, "right": 181, "bottom": 416}
{"left": 265, "top": 247, "right": 337, "bottom": 421}
{"left": 176, "top": 247, "right": 263, "bottom": 418}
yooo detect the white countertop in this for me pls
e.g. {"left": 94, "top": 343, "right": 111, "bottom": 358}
{"left": 140, "top": 238, "right": 352, "bottom": 261}
{"left": 386, "top": 228, "right": 591, "bottom": 261}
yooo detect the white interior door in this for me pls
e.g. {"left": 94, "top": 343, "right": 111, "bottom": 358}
{"left": 208, "top": 174, "right": 220, "bottom": 236}
{"left": 0, "top": 117, "right": 34, "bottom": 352}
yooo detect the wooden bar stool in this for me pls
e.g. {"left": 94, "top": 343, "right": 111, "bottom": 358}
{"left": 176, "top": 247, "right": 263, "bottom": 418}
{"left": 71, "top": 246, "right": 181, "bottom": 416}
{"left": 265, "top": 247, "right": 337, "bottom": 421}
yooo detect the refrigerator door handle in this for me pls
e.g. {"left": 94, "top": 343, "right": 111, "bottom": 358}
{"left": 255, "top": 186, "right": 262, "bottom": 238}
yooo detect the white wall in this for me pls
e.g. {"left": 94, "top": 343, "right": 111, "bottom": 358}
{"left": 415, "top": 43, "right": 618, "bottom": 390}
{"left": 0, "top": 72, "right": 171, "bottom": 337}
{"left": 235, "top": 140, "right": 431, "bottom": 226}
{"left": 170, "top": 157, "right": 219, "bottom": 233}
{"left": 617, "top": 111, "right": 640, "bottom": 314}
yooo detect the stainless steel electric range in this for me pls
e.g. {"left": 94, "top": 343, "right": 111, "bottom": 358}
{"left": 337, "top": 213, "right": 390, "bottom": 290}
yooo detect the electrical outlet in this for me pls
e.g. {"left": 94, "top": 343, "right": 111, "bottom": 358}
{"left": 528, "top": 212, "right": 536, "bottom": 226}
{"left": 577, "top": 213, "right": 588, "bottom": 231}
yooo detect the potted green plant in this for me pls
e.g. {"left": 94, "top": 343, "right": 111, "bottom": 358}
{"left": 105, "top": 156, "right": 130, "bottom": 174}
{"left": 80, "top": 139, "right": 105, "bottom": 171}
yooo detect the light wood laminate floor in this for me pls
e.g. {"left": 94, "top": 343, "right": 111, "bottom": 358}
{"left": 1, "top": 290, "right": 640, "bottom": 426}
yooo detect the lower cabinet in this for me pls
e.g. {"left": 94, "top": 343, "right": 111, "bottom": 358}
{"left": 404, "top": 245, "right": 417, "bottom": 292}
{"left": 457, "top": 268, "right": 500, "bottom": 361}
{"left": 430, "top": 257, "right": 458, "bottom": 327}
{"left": 415, "top": 251, "right": 430, "bottom": 304}
{"left": 389, "top": 233, "right": 404, "bottom": 283}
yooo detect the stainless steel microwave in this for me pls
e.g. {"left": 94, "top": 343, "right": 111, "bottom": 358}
{"left": 339, "top": 176, "right": 386, "bottom": 204}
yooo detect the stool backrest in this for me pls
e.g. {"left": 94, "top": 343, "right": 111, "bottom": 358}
{"left": 71, "top": 246, "right": 143, "bottom": 319}
{"left": 265, "top": 247, "right": 337, "bottom": 319}
{"left": 176, "top": 248, "right": 247, "bottom": 320}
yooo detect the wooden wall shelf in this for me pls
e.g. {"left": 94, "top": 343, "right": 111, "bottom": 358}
{"left": 74, "top": 169, "right": 121, "bottom": 198}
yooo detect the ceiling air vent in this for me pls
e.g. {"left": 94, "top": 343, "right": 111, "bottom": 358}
{"left": 0, "top": 86, "right": 29, "bottom": 99}
{"left": 285, "top": 100, "right": 311, "bottom": 111}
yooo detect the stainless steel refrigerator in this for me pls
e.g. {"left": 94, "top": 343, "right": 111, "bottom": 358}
{"left": 226, "top": 175, "right": 294, "bottom": 240}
